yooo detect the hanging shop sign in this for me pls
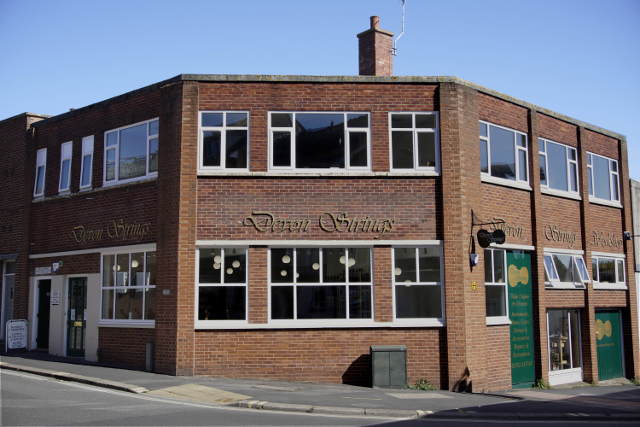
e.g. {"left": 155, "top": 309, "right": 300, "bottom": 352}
{"left": 544, "top": 224, "right": 577, "bottom": 248}
{"left": 243, "top": 211, "right": 394, "bottom": 234}
{"left": 591, "top": 231, "right": 624, "bottom": 249}
{"left": 71, "top": 219, "right": 152, "bottom": 244}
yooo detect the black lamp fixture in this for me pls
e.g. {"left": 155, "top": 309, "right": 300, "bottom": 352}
{"left": 623, "top": 231, "right": 640, "bottom": 241}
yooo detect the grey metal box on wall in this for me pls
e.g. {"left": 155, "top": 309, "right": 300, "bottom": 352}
{"left": 371, "top": 345, "right": 407, "bottom": 388}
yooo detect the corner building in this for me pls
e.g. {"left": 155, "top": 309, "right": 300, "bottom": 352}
{"left": 1, "top": 18, "right": 638, "bottom": 392}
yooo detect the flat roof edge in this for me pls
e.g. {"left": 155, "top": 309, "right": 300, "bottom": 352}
{"left": 0, "top": 112, "right": 51, "bottom": 125}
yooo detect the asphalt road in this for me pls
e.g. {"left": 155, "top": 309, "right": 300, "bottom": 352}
{"left": 0, "top": 370, "right": 391, "bottom": 426}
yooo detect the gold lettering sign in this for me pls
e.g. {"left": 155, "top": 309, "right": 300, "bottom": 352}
{"left": 490, "top": 217, "right": 524, "bottom": 239}
{"left": 591, "top": 231, "right": 623, "bottom": 249}
{"left": 71, "top": 219, "right": 151, "bottom": 244}
{"left": 544, "top": 224, "right": 576, "bottom": 247}
{"left": 242, "top": 211, "right": 394, "bottom": 234}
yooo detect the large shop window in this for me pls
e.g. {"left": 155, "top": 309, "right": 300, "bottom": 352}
{"left": 33, "top": 148, "right": 47, "bottom": 197}
{"left": 587, "top": 153, "right": 620, "bottom": 204}
{"left": 548, "top": 309, "right": 582, "bottom": 385}
{"left": 592, "top": 254, "right": 626, "bottom": 289}
{"left": 269, "top": 112, "right": 370, "bottom": 170}
{"left": 393, "top": 247, "right": 443, "bottom": 322}
{"left": 80, "top": 135, "right": 94, "bottom": 189}
{"left": 197, "top": 248, "right": 247, "bottom": 322}
{"left": 270, "top": 247, "right": 372, "bottom": 320}
{"left": 58, "top": 141, "right": 72, "bottom": 193}
{"left": 104, "top": 118, "right": 158, "bottom": 185}
{"left": 199, "top": 111, "right": 248, "bottom": 171}
{"left": 543, "top": 252, "right": 589, "bottom": 289}
{"left": 480, "top": 121, "right": 529, "bottom": 187}
{"left": 539, "top": 138, "right": 579, "bottom": 196}
{"left": 389, "top": 112, "right": 439, "bottom": 172}
{"left": 484, "top": 248, "right": 508, "bottom": 323}
{"left": 101, "top": 251, "right": 156, "bottom": 323}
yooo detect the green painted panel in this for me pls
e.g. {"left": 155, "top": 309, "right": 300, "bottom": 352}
{"left": 508, "top": 252, "right": 535, "bottom": 388}
{"left": 596, "top": 311, "right": 624, "bottom": 380}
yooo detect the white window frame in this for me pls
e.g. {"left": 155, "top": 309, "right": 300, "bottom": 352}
{"left": 99, "top": 248, "right": 156, "bottom": 327}
{"left": 268, "top": 111, "right": 371, "bottom": 172}
{"left": 538, "top": 137, "right": 580, "bottom": 199}
{"left": 198, "top": 111, "right": 250, "bottom": 173}
{"left": 103, "top": 118, "right": 158, "bottom": 186}
{"left": 592, "top": 252, "right": 626, "bottom": 290}
{"left": 480, "top": 120, "right": 530, "bottom": 190}
{"left": 195, "top": 247, "right": 249, "bottom": 328}
{"left": 543, "top": 250, "right": 590, "bottom": 289}
{"left": 33, "top": 148, "right": 47, "bottom": 198}
{"left": 587, "top": 152, "right": 621, "bottom": 207}
{"left": 388, "top": 112, "right": 440, "bottom": 174}
{"left": 547, "top": 309, "right": 583, "bottom": 385}
{"left": 58, "top": 141, "right": 73, "bottom": 193}
{"left": 392, "top": 245, "right": 444, "bottom": 327}
{"left": 267, "top": 246, "right": 374, "bottom": 326}
{"left": 79, "top": 135, "right": 94, "bottom": 189}
{"left": 484, "top": 248, "right": 510, "bottom": 325}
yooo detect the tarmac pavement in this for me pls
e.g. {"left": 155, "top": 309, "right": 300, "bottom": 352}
{"left": 1, "top": 351, "right": 639, "bottom": 421}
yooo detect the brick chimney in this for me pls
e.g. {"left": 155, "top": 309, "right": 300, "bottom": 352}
{"left": 357, "top": 16, "right": 394, "bottom": 76}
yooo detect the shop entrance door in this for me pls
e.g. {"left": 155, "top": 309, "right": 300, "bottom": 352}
{"left": 67, "top": 278, "right": 87, "bottom": 357}
{"left": 596, "top": 310, "right": 624, "bottom": 380}
{"left": 508, "top": 251, "right": 536, "bottom": 388}
{"left": 36, "top": 279, "right": 51, "bottom": 349}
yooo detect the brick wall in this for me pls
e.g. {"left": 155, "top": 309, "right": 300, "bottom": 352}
{"left": 98, "top": 327, "right": 154, "bottom": 370}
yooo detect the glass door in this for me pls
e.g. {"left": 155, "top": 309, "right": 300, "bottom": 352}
{"left": 67, "top": 278, "right": 87, "bottom": 357}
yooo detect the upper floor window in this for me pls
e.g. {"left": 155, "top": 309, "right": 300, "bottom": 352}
{"left": 199, "top": 111, "right": 248, "bottom": 171}
{"left": 104, "top": 118, "right": 158, "bottom": 185}
{"left": 587, "top": 153, "right": 620, "bottom": 204}
{"left": 592, "top": 255, "right": 625, "bottom": 288}
{"left": 539, "top": 138, "right": 578, "bottom": 196}
{"left": 80, "top": 136, "right": 94, "bottom": 189}
{"left": 389, "top": 112, "right": 439, "bottom": 172}
{"left": 393, "top": 246, "right": 443, "bottom": 321}
{"left": 269, "top": 112, "right": 370, "bottom": 171}
{"left": 480, "top": 121, "right": 528, "bottom": 186}
{"left": 58, "top": 141, "right": 72, "bottom": 193}
{"left": 543, "top": 252, "right": 589, "bottom": 289}
{"left": 33, "top": 148, "right": 47, "bottom": 197}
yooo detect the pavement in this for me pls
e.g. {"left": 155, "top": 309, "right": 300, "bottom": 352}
{"left": 1, "top": 351, "right": 639, "bottom": 421}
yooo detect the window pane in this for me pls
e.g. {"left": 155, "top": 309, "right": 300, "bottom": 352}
{"left": 115, "top": 254, "right": 129, "bottom": 286}
{"left": 417, "top": 132, "right": 436, "bottom": 167}
{"left": 144, "top": 287, "right": 155, "bottom": 320}
{"left": 553, "top": 254, "right": 575, "bottom": 283}
{"left": 4, "top": 262, "right": 15, "bottom": 275}
{"left": 480, "top": 140, "right": 489, "bottom": 173}
{"left": 418, "top": 246, "right": 440, "bottom": 282}
{"left": 544, "top": 255, "right": 558, "bottom": 281}
{"left": 271, "top": 113, "right": 292, "bottom": 127}
{"left": 593, "top": 155, "right": 611, "bottom": 200}
{"left": 493, "top": 250, "right": 505, "bottom": 283}
{"left": 272, "top": 131, "right": 291, "bottom": 167}
{"left": 271, "top": 286, "right": 293, "bottom": 319}
{"left": 103, "top": 255, "right": 115, "bottom": 287}
{"left": 489, "top": 126, "right": 516, "bottom": 180}
{"left": 391, "top": 114, "right": 412, "bottom": 128}
{"left": 106, "top": 132, "right": 117, "bottom": 147}
{"left": 297, "top": 285, "right": 346, "bottom": 319}
{"left": 484, "top": 250, "right": 493, "bottom": 282}
{"left": 392, "top": 131, "right": 413, "bottom": 168}
{"left": 486, "top": 285, "right": 506, "bottom": 317}
{"left": 617, "top": 260, "right": 624, "bottom": 283}
{"left": 148, "top": 119, "right": 159, "bottom": 136}
{"left": 347, "top": 113, "right": 368, "bottom": 128}
{"left": 226, "top": 112, "right": 247, "bottom": 127}
{"left": 105, "top": 149, "right": 116, "bottom": 181}
{"left": 202, "top": 131, "right": 221, "bottom": 167}
{"left": 60, "top": 159, "right": 71, "bottom": 190}
{"left": 574, "top": 257, "right": 590, "bottom": 282}
{"left": 81, "top": 154, "right": 92, "bottom": 186}
{"left": 199, "top": 248, "right": 222, "bottom": 284}
{"left": 130, "top": 252, "right": 145, "bottom": 287}
{"left": 35, "top": 165, "right": 45, "bottom": 194}
{"left": 598, "top": 258, "right": 616, "bottom": 283}
{"left": 611, "top": 174, "right": 619, "bottom": 201}
{"left": 548, "top": 310, "right": 570, "bottom": 371}
{"left": 415, "top": 114, "right": 436, "bottom": 129}
{"left": 516, "top": 134, "right": 527, "bottom": 148}
{"left": 480, "top": 122, "right": 488, "bottom": 137}
{"left": 569, "top": 310, "right": 581, "bottom": 368}
{"left": 323, "top": 248, "right": 346, "bottom": 283}
{"left": 295, "top": 113, "right": 345, "bottom": 168}
{"left": 202, "top": 113, "right": 223, "bottom": 127}
{"left": 101, "top": 290, "right": 114, "bottom": 319}
{"left": 271, "top": 248, "right": 293, "bottom": 283}
{"left": 518, "top": 149, "right": 528, "bottom": 181}
{"left": 118, "top": 124, "right": 147, "bottom": 179}
{"left": 198, "top": 286, "right": 245, "bottom": 320}
{"left": 539, "top": 154, "right": 547, "bottom": 185}
{"left": 547, "top": 142, "right": 568, "bottom": 191}
{"left": 395, "top": 285, "right": 441, "bottom": 318}
{"left": 349, "top": 286, "right": 371, "bottom": 318}
{"left": 296, "top": 248, "right": 320, "bottom": 282}
{"left": 592, "top": 258, "right": 598, "bottom": 282}
{"left": 149, "top": 137, "right": 158, "bottom": 173}
{"left": 394, "top": 248, "right": 416, "bottom": 282}
{"left": 588, "top": 167, "right": 593, "bottom": 195}
{"left": 569, "top": 163, "right": 577, "bottom": 192}
{"left": 348, "top": 248, "right": 371, "bottom": 282}
{"left": 224, "top": 248, "right": 246, "bottom": 284}
{"left": 225, "top": 130, "right": 247, "bottom": 168}
{"left": 146, "top": 252, "right": 156, "bottom": 286}
{"left": 349, "top": 132, "right": 368, "bottom": 167}
{"left": 115, "top": 288, "right": 143, "bottom": 320}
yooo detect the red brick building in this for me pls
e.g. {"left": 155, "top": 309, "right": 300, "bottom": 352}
{"left": 1, "top": 18, "right": 637, "bottom": 391}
